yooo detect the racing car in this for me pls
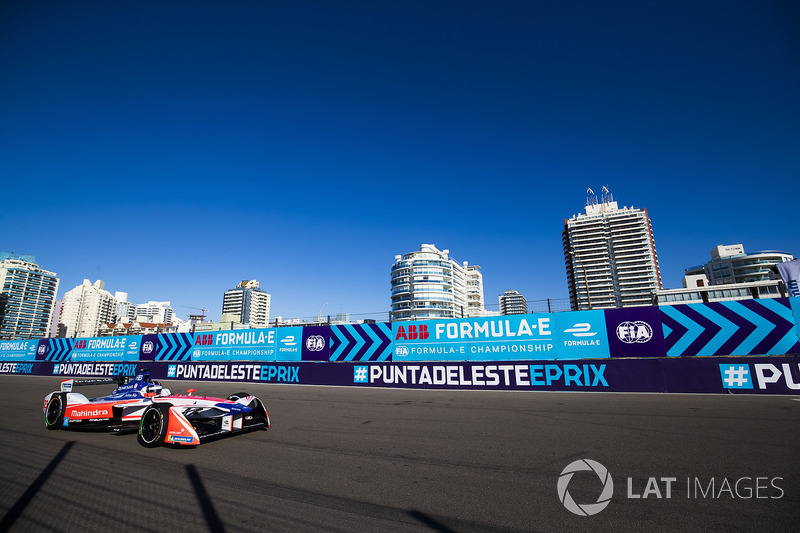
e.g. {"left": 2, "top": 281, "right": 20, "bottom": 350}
{"left": 43, "top": 370, "right": 270, "bottom": 447}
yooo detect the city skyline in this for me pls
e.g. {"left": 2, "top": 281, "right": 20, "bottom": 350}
{"left": 2, "top": 1, "right": 798, "bottom": 321}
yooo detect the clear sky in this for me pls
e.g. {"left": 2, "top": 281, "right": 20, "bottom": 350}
{"left": 1, "top": 1, "right": 798, "bottom": 322}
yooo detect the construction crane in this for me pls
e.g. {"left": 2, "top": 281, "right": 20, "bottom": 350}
{"left": 180, "top": 306, "right": 208, "bottom": 322}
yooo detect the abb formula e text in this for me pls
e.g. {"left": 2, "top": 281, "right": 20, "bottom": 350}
{"left": 43, "top": 370, "right": 270, "bottom": 447}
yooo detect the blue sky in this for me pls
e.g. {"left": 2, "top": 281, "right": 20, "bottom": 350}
{"left": 1, "top": 1, "right": 798, "bottom": 322}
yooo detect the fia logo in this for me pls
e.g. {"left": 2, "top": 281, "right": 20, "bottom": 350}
{"left": 38, "top": 344, "right": 47, "bottom": 355}
{"left": 142, "top": 341, "right": 154, "bottom": 354}
{"left": 616, "top": 321, "right": 653, "bottom": 344}
{"left": 395, "top": 346, "right": 409, "bottom": 356}
{"left": 306, "top": 335, "right": 325, "bottom": 352}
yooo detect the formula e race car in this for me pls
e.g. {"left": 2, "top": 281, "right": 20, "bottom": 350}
{"left": 43, "top": 370, "right": 270, "bottom": 447}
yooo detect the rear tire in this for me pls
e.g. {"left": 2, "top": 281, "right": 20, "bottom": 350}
{"left": 137, "top": 404, "right": 170, "bottom": 447}
{"left": 45, "top": 393, "right": 66, "bottom": 430}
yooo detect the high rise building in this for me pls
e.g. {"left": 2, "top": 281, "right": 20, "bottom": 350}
{"left": 221, "top": 280, "right": 271, "bottom": 328}
{"left": 114, "top": 291, "right": 135, "bottom": 323}
{"left": 684, "top": 244, "right": 794, "bottom": 286}
{"left": 60, "top": 279, "right": 118, "bottom": 337}
{"left": 562, "top": 188, "right": 662, "bottom": 310}
{"left": 390, "top": 244, "right": 486, "bottom": 320}
{"left": 0, "top": 253, "right": 60, "bottom": 340}
{"left": 133, "top": 301, "right": 174, "bottom": 324}
{"left": 499, "top": 290, "right": 528, "bottom": 315}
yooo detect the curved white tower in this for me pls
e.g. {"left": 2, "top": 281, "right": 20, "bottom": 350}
{"left": 390, "top": 244, "right": 484, "bottom": 321}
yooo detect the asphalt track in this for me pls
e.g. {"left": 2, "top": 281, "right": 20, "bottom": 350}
{"left": 0, "top": 376, "right": 798, "bottom": 532}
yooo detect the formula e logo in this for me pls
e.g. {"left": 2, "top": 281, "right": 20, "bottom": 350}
{"left": 395, "top": 346, "right": 409, "bottom": 356}
{"left": 616, "top": 321, "right": 653, "bottom": 344}
{"left": 281, "top": 336, "right": 297, "bottom": 347}
{"left": 563, "top": 323, "right": 597, "bottom": 338}
{"left": 558, "top": 459, "right": 614, "bottom": 516}
{"left": 306, "top": 335, "right": 325, "bottom": 351}
{"left": 142, "top": 341, "right": 154, "bottom": 354}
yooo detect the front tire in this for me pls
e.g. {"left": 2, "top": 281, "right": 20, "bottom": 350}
{"left": 137, "top": 404, "right": 170, "bottom": 447}
{"left": 45, "top": 393, "right": 66, "bottom": 430}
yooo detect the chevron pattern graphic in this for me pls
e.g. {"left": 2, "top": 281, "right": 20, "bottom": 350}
{"left": 153, "top": 333, "right": 193, "bottom": 361}
{"left": 661, "top": 298, "right": 800, "bottom": 357}
{"left": 329, "top": 323, "right": 393, "bottom": 362}
{"left": 38, "top": 338, "right": 75, "bottom": 361}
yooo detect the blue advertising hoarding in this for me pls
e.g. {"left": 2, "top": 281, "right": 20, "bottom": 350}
{"left": 275, "top": 327, "right": 303, "bottom": 361}
{"left": 551, "top": 310, "right": 611, "bottom": 359}
{"left": 393, "top": 315, "right": 556, "bottom": 362}
{"left": 392, "top": 313, "right": 610, "bottom": 362}
{"left": 660, "top": 298, "right": 800, "bottom": 357}
{"left": 191, "top": 329, "right": 277, "bottom": 361}
{"left": 604, "top": 306, "right": 667, "bottom": 358}
{"left": 69, "top": 336, "right": 141, "bottom": 361}
{"left": 188, "top": 327, "right": 303, "bottom": 362}
{"left": 301, "top": 326, "right": 330, "bottom": 361}
{"left": 0, "top": 339, "right": 39, "bottom": 361}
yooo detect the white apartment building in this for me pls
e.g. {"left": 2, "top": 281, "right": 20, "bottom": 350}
{"left": 499, "top": 290, "right": 528, "bottom": 315}
{"left": 390, "top": 244, "right": 486, "bottom": 320}
{"left": 655, "top": 279, "right": 785, "bottom": 305}
{"left": 114, "top": 291, "right": 134, "bottom": 323}
{"left": 684, "top": 244, "right": 794, "bottom": 285}
{"left": 0, "top": 253, "right": 60, "bottom": 340}
{"left": 562, "top": 189, "right": 662, "bottom": 310}
{"left": 221, "top": 280, "right": 271, "bottom": 328}
{"left": 133, "top": 301, "right": 174, "bottom": 324}
{"left": 60, "top": 279, "right": 118, "bottom": 338}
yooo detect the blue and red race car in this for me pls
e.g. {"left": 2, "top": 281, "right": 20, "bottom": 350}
{"left": 43, "top": 370, "right": 270, "bottom": 447}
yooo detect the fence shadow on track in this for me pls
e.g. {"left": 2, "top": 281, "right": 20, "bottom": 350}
{"left": 186, "top": 464, "right": 225, "bottom": 533}
{"left": 0, "top": 435, "right": 524, "bottom": 532}
{"left": 0, "top": 441, "right": 75, "bottom": 531}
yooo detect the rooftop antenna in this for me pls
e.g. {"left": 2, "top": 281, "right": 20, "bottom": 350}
{"left": 586, "top": 187, "right": 597, "bottom": 206}
{"left": 601, "top": 185, "right": 613, "bottom": 204}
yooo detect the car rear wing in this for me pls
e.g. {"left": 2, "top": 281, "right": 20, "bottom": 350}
{"left": 60, "top": 376, "right": 129, "bottom": 392}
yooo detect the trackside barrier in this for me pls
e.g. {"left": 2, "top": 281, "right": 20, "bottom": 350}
{"left": 1, "top": 357, "right": 799, "bottom": 394}
{"left": 1, "top": 298, "right": 799, "bottom": 394}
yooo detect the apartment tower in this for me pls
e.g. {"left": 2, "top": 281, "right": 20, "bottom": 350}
{"left": 0, "top": 253, "right": 60, "bottom": 340}
{"left": 562, "top": 188, "right": 661, "bottom": 310}
{"left": 221, "top": 280, "right": 271, "bottom": 328}
{"left": 390, "top": 244, "right": 485, "bottom": 320}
